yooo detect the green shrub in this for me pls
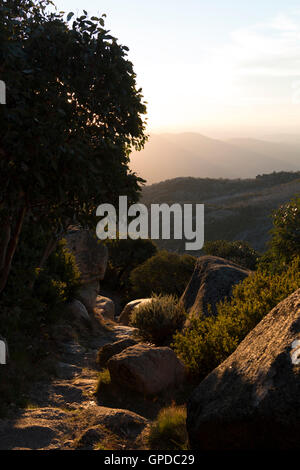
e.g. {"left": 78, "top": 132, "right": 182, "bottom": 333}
{"left": 173, "top": 257, "right": 300, "bottom": 379}
{"left": 129, "top": 250, "right": 196, "bottom": 298}
{"left": 0, "top": 235, "right": 81, "bottom": 414}
{"left": 269, "top": 196, "right": 300, "bottom": 264}
{"left": 147, "top": 406, "right": 188, "bottom": 450}
{"left": 203, "top": 240, "right": 259, "bottom": 270}
{"left": 33, "top": 239, "right": 81, "bottom": 313}
{"left": 130, "top": 294, "right": 186, "bottom": 346}
{"left": 1, "top": 237, "right": 80, "bottom": 337}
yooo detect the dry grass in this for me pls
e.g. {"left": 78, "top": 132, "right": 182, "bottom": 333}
{"left": 147, "top": 405, "right": 189, "bottom": 450}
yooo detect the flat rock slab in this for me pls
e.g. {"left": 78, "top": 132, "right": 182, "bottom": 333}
{"left": 0, "top": 408, "right": 70, "bottom": 450}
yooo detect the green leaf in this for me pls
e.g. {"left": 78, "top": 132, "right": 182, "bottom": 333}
{"left": 67, "top": 12, "right": 74, "bottom": 21}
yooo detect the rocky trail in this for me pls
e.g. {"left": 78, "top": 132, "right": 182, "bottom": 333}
{"left": 0, "top": 324, "right": 149, "bottom": 450}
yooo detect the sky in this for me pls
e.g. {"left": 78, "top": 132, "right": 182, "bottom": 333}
{"left": 53, "top": 0, "right": 300, "bottom": 138}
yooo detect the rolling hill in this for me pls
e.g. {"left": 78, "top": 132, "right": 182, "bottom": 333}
{"left": 140, "top": 172, "right": 300, "bottom": 253}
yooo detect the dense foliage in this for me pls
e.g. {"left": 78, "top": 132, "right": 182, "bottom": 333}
{"left": 0, "top": 235, "right": 80, "bottom": 413}
{"left": 0, "top": 0, "right": 147, "bottom": 412}
{"left": 203, "top": 240, "right": 259, "bottom": 270}
{"left": 173, "top": 256, "right": 300, "bottom": 378}
{"left": 130, "top": 294, "right": 186, "bottom": 346}
{"left": 103, "top": 238, "right": 157, "bottom": 293}
{"left": 269, "top": 196, "right": 300, "bottom": 264}
{"left": 129, "top": 250, "right": 196, "bottom": 298}
{"left": 0, "top": 0, "right": 147, "bottom": 293}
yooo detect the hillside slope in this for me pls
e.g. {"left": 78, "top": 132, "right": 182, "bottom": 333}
{"left": 141, "top": 172, "right": 300, "bottom": 253}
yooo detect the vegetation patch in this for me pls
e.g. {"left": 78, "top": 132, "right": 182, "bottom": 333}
{"left": 130, "top": 294, "right": 186, "bottom": 346}
{"left": 130, "top": 251, "right": 196, "bottom": 298}
{"left": 147, "top": 405, "right": 188, "bottom": 450}
{"left": 203, "top": 239, "right": 259, "bottom": 270}
{"left": 173, "top": 256, "right": 300, "bottom": 379}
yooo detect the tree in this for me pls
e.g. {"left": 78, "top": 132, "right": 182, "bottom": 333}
{"left": 0, "top": 0, "right": 147, "bottom": 293}
{"left": 103, "top": 238, "right": 157, "bottom": 291}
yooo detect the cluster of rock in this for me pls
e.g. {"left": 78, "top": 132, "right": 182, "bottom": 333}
{"left": 62, "top": 232, "right": 300, "bottom": 450}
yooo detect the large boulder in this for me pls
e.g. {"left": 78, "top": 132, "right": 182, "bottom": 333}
{"left": 66, "top": 299, "right": 90, "bottom": 323}
{"left": 107, "top": 344, "right": 185, "bottom": 395}
{"left": 96, "top": 338, "right": 139, "bottom": 368}
{"left": 95, "top": 296, "right": 115, "bottom": 321}
{"left": 181, "top": 255, "right": 251, "bottom": 318}
{"left": 118, "top": 299, "right": 152, "bottom": 326}
{"left": 65, "top": 227, "right": 108, "bottom": 312}
{"left": 187, "top": 288, "right": 300, "bottom": 450}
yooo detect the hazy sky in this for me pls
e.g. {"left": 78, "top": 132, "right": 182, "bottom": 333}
{"left": 54, "top": 0, "right": 300, "bottom": 138}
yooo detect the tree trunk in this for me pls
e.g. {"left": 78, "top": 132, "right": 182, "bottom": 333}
{"left": 0, "top": 205, "right": 27, "bottom": 294}
{"left": 0, "top": 220, "right": 11, "bottom": 271}
{"left": 29, "top": 237, "right": 58, "bottom": 290}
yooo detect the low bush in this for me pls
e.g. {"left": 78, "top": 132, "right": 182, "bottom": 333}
{"left": 130, "top": 294, "right": 186, "bottom": 346}
{"left": 129, "top": 250, "right": 196, "bottom": 298}
{"left": 147, "top": 405, "right": 188, "bottom": 450}
{"left": 173, "top": 256, "right": 300, "bottom": 379}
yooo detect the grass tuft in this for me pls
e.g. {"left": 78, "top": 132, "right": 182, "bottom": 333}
{"left": 147, "top": 405, "right": 188, "bottom": 450}
{"left": 95, "top": 368, "right": 111, "bottom": 396}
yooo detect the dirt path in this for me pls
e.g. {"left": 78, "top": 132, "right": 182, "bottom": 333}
{"left": 0, "top": 324, "right": 149, "bottom": 450}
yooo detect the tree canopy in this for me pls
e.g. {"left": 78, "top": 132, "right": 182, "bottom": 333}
{"left": 0, "top": 0, "right": 147, "bottom": 292}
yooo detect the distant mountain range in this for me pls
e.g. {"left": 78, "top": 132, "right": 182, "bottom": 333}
{"left": 129, "top": 132, "right": 300, "bottom": 184}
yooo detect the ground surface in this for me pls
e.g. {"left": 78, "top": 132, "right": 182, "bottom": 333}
{"left": 0, "top": 323, "right": 149, "bottom": 450}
